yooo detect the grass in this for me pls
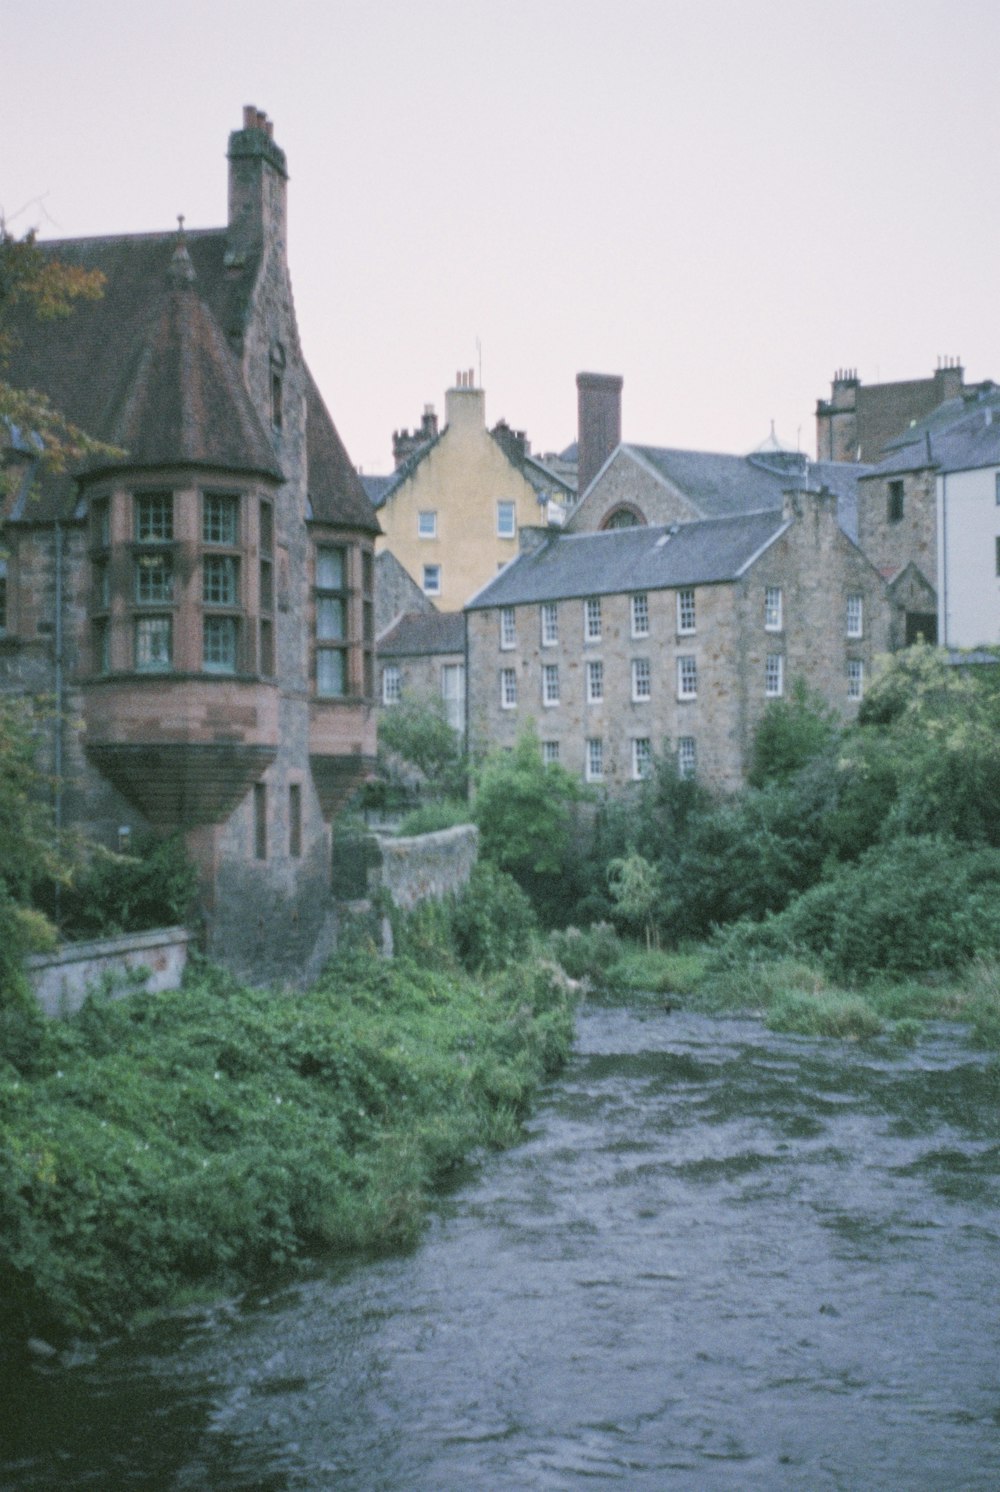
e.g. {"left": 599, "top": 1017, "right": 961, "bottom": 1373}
{"left": 578, "top": 930, "right": 1000, "bottom": 1049}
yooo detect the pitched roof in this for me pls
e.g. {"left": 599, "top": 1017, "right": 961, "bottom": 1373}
{"left": 378, "top": 610, "right": 465, "bottom": 655}
{"left": 3, "top": 229, "right": 378, "bottom": 531}
{"left": 866, "top": 390, "right": 1000, "bottom": 479}
{"left": 304, "top": 367, "right": 380, "bottom": 532}
{"left": 623, "top": 444, "right": 867, "bottom": 528}
{"left": 466, "top": 510, "right": 789, "bottom": 611}
{"left": 90, "top": 239, "right": 281, "bottom": 482}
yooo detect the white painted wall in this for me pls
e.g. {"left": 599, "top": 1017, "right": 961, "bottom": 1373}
{"left": 937, "top": 466, "right": 1000, "bottom": 646}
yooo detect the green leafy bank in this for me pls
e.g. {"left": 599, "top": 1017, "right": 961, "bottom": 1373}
{"left": 0, "top": 882, "right": 575, "bottom": 1349}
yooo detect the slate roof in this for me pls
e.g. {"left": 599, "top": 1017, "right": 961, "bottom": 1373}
{"left": 466, "top": 510, "right": 790, "bottom": 611}
{"left": 866, "top": 390, "right": 1000, "bottom": 479}
{"left": 378, "top": 610, "right": 465, "bottom": 655}
{"left": 615, "top": 444, "right": 867, "bottom": 539}
{"left": 360, "top": 473, "right": 397, "bottom": 507}
{"left": 3, "top": 229, "right": 379, "bottom": 532}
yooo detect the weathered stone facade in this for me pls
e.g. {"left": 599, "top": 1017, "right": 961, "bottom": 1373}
{"left": 1, "top": 109, "right": 380, "bottom": 983}
{"left": 857, "top": 466, "right": 938, "bottom": 582}
{"left": 467, "top": 491, "right": 889, "bottom": 793}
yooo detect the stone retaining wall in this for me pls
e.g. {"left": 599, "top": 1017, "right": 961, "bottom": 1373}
{"left": 373, "top": 824, "right": 478, "bottom": 910}
{"left": 26, "top": 927, "right": 190, "bottom": 1018}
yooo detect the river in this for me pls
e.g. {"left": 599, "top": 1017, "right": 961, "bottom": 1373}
{"left": 3, "top": 1004, "right": 999, "bottom": 1490}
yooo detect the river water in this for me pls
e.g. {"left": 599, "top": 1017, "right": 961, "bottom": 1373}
{"left": 3, "top": 1004, "right": 1000, "bottom": 1490}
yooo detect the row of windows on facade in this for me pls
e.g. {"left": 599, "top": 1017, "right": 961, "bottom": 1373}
{"left": 498, "top": 653, "right": 865, "bottom": 708}
{"left": 495, "top": 589, "right": 865, "bottom": 649}
{"left": 87, "top": 491, "right": 373, "bottom": 695}
{"left": 417, "top": 502, "right": 518, "bottom": 541}
{"left": 538, "top": 734, "right": 695, "bottom": 783}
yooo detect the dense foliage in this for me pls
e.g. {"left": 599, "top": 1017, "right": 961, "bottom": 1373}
{"left": 561, "top": 649, "right": 1000, "bottom": 975}
{"left": 0, "top": 887, "right": 575, "bottom": 1347}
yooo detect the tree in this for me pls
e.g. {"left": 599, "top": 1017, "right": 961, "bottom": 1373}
{"left": 0, "top": 222, "right": 113, "bottom": 484}
{"left": 376, "top": 694, "right": 466, "bottom": 800}
{"left": 607, "top": 851, "right": 662, "bottom": 948}
{"left": 473, "top": 727, "right": 586, "bottom": 923}
{"left": 747, "top": 677, "right": 839, "bottom": 788}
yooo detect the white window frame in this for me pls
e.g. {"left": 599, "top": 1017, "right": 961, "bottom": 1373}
{"left": 847, "top": 658, "right": 864, "bottom": 700}
{"left": 584, "top": 597, "right": 602, "bottom": 643}
{"left": 541, "top": 601, "right": 559, "bottom": 647}
{"left": 586, "top": 659, "right": 604, "bottom": 704}
{"left": 542, "top": 663, "right": 560, "bottom": 706}
{"left": 499, "top": 606, "right": 516, "bottom": 650}
{"left": 677, "top": 655, "right": 697, "bottom": 700}
{"left": 630, "top": 592, "right": 649, "bottom": 639}
{"left": 631, "top": 657, "right": 651, "bottom": 702}
{"left": 631, "top": 737, "right": 652, "bottom": 780}
{"left": 497, "top": 501, "right": 516, "bottom": 539}
{"left": 677, "top": 588, "right": 696, "bottom": 635}
{"left": 846, "top": 594, "right": 863, "bottom": 638}
{"left": 765, "top": 653, "right": 784, "bottom": 698}
{"left": 764, "top": 585, "right": 783, "bottom": 632}
{"left": 382, "top": 664, "right": 401, "bottom": 705}
{"left": 422, "top": 564, "right": 441, "bottom": 596}
{"left": 417, "top": 510, "right": 437, "bottom": 539}
{"left": 585, "top": 737, "right": 604, "bottom": 783}
{"left": 542, "top": 739, "right": 560, "bottom": 765}
{"left": 678, "top": 736, "right": 697, "bottom": 779}
{"left": 500, "top": 666, "right": 518, "bottom": 709}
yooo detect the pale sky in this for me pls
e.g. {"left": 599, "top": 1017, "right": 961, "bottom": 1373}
{"left": 4, "top": 0, "right": 999, "bottom": 475}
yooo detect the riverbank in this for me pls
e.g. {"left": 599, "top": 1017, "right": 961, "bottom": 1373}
{"left": 600, "top": 938, "right": 1000, "bottom": 1047}
{"left": 0, "top": 943, "right": 576, "bottom": 1351}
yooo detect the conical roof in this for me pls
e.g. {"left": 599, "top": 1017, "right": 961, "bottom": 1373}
{"left": 93, "top": 236, "right": 282, "bottom": 481}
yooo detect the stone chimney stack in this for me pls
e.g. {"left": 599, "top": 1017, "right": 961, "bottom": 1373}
{"left": 577, "top": 372, "right": 623, "bottom": 496}
{"left": 227, "top": 106, "right": 288, "bottom": 266}
{"left": 445, "top": 371, "right": 486, "bottom": 435}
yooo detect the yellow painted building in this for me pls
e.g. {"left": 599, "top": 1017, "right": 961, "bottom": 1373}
{"left": 373, "top": 375, "right": 572, "bottom": 613}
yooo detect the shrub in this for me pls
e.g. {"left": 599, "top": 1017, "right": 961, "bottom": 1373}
{"left": 451, "top": 862, "right": 538, "bottom": 973}
{"left": 548, "top": 922, "right": 624, "bottom": 986}
{"left": 766, "top": 990, "right": 885, "bottom": 1040}
{"left": 49, "top": 834, "right": 198, "bottom": 939}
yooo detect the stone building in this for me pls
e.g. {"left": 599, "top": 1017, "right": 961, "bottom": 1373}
{"left": 466, "top": 487, "right": 889, "bottom": 793}
{"left": 568, "top": 372, "right": 869, "bottom": 543}
{"left": 856, "top": 384, "right": 1000, "bottom": 647}
{"left": 0, "top": 107, "right": 380, "bottom": 981}
{"left": 368, "top": 374, "right": 574, "bottom": 612}
{"left": 377, "top": 611, "right": 466, "bottom": 736}
{"left": 815, "top": 360, "right": 967, "bottom": 463}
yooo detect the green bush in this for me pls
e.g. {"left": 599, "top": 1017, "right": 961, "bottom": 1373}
{"left": 46, "top": 834, "right": 199, "bottom": 939}
{"left": 0, "top": 944, "right": 577, "bottom": 1345}
{"left": 450, "top": 862, "right": 538, "bottom": 973}
{"left": 548, "top": 922, "right": 625, "bottom": 986}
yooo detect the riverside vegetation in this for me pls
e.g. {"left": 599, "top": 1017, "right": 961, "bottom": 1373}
{"left": 5, "top": 645, "right": 1000, "bottom": 1349}
{"left": 0, "top": 865, "right": 575, "bottom": 1349}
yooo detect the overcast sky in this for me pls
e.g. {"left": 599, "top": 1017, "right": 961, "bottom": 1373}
{"left": 4, "top": 0, "right": 998, "bottom": 475}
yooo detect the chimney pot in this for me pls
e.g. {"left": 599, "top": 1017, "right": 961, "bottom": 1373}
{"left": 243, "top": 104, "right": 257, "bottom": 128}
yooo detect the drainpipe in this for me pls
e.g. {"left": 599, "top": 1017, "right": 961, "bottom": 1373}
{"left": 938, "top": 474, "right": 947, "bottom": 647}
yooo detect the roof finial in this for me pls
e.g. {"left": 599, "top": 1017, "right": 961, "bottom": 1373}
{"left": 168, "top": 214, "right": 195, "bottom": 284}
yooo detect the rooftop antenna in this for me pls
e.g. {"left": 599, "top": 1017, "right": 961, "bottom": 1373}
{"left": 476, "top": 335, "right": 482, "bottom": 388}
